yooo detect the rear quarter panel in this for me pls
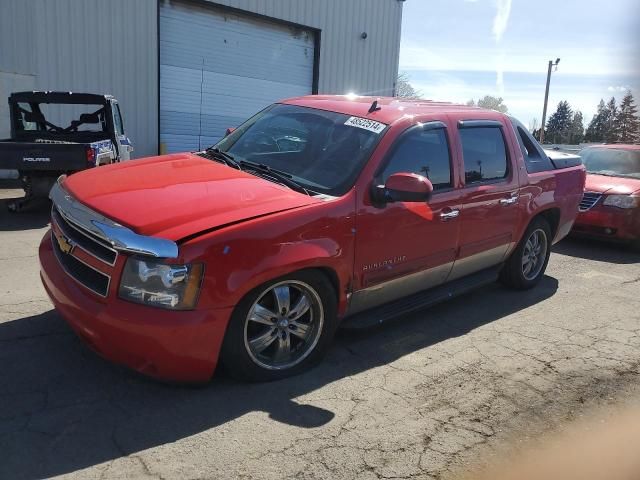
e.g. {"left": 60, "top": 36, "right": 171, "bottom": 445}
{"left": 517, "top": 166, "right": 585, "bottom": 244}
{"left": 498, "top": 116, "right": 585, "bottom": 245}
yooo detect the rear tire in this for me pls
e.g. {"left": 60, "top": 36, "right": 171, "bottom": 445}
{"left": 220, "top": 270, "right": 338, "bottom": 382}
{"left": 500, "top": 217, "right": 552, "bottom": 290}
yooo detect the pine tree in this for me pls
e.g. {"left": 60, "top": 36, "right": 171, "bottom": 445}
{"left": 604, "top": 97, "right": 619, "bottom": 143}
{"left": 569, "top": 111, "right": 585, "bottom": 144}
{"left": 546, "top": 101, "right": 573, "bottom": 144}
{"left": 585, "top": 99, "right": 607, "bottom": 142}
{"left": 615, "top": 91, "right": 640, "bottom": 143}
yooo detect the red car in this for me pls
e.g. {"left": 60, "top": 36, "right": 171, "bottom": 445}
{"left": 573, "top": 144, "right": 640, "bottom": 246}
{"left": 39, "top": 96, "right": 585, "bottom": 382}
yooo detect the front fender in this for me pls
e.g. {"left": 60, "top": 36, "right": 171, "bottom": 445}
{"left": 180, "top": 193, "right": 357, "bottom": 315}
{"left": 225, "top": 238, "right": 347, "bottom": 303}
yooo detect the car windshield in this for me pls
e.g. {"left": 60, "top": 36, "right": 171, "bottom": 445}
{"left": 580, "top": 147, "right": 640, "bottom": 179}
{"left": 212, "top": 104, "right": 387, "bottom": 196}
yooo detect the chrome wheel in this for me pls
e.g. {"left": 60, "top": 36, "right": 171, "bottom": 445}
{"left": 521, "top": 228, "right": 548, "bottom": 281}
{"left": 244, "top": 280, "right": 324, "bottom": 370}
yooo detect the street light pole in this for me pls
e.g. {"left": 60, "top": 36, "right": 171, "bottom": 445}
{"left": 539, "top": 58, "right": 560, "bottom": 143}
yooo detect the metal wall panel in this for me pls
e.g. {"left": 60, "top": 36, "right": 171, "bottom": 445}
{"left": 159, "top": 0, "right": 315, "bottom": 152}
{"left": 1, "top": 0, "right": 403, "bottom": 156}
{"left": 0, "top": 0, "right": 158, "bottom": 157}
{"left": 205, "top": 0, "right": 404, "bottom": 96}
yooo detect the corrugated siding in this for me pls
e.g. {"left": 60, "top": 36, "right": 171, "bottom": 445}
{"left": 0, "top": 0, "right": 158, "bottom": 157}
{"left": 0, "top": 0, "right": 403, "bottom": 156}
{"left": 207, "top": 0, "right": 404, "bottom": 96}
{"left": 159, "top": 0, "right": 315, "bottom": 152}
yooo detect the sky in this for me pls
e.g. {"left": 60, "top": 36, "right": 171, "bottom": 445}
{"left": 399, "top": 0, "right": 640, "bottom": 129}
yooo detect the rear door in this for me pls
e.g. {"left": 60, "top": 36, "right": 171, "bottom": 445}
{"left": 448, "top": 119, "right": 521, "bottom": 280}
{"left": 349, "top": 121, "right": 462, "bottom": 314}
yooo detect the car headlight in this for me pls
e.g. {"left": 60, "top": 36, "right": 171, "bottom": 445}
{"left": 119, "top": 257, "right": 204, "bottom": 310}
{"left": 603, "top": 195, "right": 639, "bottom": 209}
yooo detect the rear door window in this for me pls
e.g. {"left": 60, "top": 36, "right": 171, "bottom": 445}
{"left": 459, "top": 126, "right": 508, "bottom": 184}
{"left": 113, "top": 103, "right": 125, "bottom": 136}
{"left": 509, "top": 117, "right": 554, "bottom": 173}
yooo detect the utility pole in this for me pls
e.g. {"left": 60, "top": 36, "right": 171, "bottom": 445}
{"left": 539, "top": 58, "right": 560, "bottom": 143}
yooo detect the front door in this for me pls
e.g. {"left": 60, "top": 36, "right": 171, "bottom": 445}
{"left": 448, "top": 121, "right": 521, "bottom": 280}
{"left": 349, "top": 122, "right": 462, "bottom": 315}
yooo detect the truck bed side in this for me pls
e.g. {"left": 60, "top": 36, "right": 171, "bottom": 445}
{"left": 503, "top": 116, "right": 586, "bottom": 245}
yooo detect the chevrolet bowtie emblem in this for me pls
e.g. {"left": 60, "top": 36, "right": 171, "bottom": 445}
{"left": 54, "top": 230, "right": 74, "bottom": 255}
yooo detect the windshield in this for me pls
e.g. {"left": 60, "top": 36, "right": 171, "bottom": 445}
{"left": 580, "top": 147, "right": 640, "bottom": 179}
{"left": 213, "top": 104, "right": 388, "bottom": 196}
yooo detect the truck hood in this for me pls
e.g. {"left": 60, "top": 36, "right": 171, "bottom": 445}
{"left": 63, "top": 153, "right": 321, "bottom": 241}
{"left": 585, "top": 173, "right": 640, "bottom": 196}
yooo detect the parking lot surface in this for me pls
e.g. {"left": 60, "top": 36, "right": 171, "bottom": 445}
{"left": 1, "top": 185, "right": 639, "bottom": 480}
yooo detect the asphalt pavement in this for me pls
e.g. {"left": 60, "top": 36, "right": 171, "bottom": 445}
{"left": 1, "top": 185, "right": 639, "bottom": 480}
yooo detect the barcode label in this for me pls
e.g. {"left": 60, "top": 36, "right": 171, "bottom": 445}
{"left": 344, "top": 116, "right": 387, "bottom": 134}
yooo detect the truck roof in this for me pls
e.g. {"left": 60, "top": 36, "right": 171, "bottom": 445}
{"left": 282, "top": 95, "right": 497, "bottom": 125}
{"left": 9, "top": 91, "right": 114, "bottom": 105}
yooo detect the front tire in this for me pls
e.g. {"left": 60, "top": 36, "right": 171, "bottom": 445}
{"left": 220, "top": 270, "right": 338, "bottom": 382}
{"left": 500, "top": 217, "right": 552, "bottom": 290}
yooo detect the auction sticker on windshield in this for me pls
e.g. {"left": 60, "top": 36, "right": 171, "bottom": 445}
{"left": 344, "top": 116, "right": 386, "bottom": 134}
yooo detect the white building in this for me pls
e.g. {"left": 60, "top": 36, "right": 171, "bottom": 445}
{"left": 1, "top": 0, "right": 404, "bottom": 157}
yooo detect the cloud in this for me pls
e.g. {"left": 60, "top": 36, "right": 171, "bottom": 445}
{"left": 492, "top": 0, "right": 512, "bottom": 42}
{"left": 607, "top": 85, "right": 629, "bottom": 92}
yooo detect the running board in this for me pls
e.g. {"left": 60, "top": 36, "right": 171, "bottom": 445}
{"left": 341, "top": 265, "right": 502, "bottom": 329}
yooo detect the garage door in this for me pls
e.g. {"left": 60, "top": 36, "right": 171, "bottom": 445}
{"left": 159, "top": 0, "right": 316, "bottom": 153}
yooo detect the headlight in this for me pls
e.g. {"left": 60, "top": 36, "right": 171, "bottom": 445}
{"left": 119, "top": 257, "right": 204, "bottom": 310}
{"left": 603, "top": 195, "right": 639, "bottom": 209}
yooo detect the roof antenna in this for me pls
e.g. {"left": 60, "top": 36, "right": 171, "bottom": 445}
{"left": 368, "top": 99, "right": 381, "bottom": 114}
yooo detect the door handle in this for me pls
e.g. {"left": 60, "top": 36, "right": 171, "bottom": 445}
{"left": 440, "top": 208, "right": 460, "bottom": 220}
{"left": 499, "top": 194, "right": 519, "bottom": 205}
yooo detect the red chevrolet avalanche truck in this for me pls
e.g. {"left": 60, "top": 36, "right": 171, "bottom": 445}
{"left": 39, "top": 96, "right": 585, "bottom": 382}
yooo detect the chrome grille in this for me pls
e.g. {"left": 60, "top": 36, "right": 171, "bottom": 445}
{"left": 579, "top": 192, "right": 602, "bottom": 212}
{"left": 52, "top": 207, "right": 117, "bottom": 266}
{"left": 51, "top": 232, "right": 111, "bottom": 297}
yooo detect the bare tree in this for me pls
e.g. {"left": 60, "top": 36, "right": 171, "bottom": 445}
{"left": 395, "top": 72, "right": 422, "bottom": 99}
{"left": 467, "top": 95, "right": 508, "bottom": 113}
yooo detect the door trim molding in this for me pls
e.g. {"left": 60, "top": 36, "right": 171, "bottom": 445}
{"left": 347, "top": 261, "right": 454, "bottom": 316}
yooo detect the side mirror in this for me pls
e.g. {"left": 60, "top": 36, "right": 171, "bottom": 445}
{"left": 373, "top": 172, "right": 433, "bottom": 203}
{"left": 225, "top": 127, "right": 236, "bottom": 137}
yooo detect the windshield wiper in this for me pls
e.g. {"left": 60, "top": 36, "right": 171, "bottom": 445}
{"left": 239, "top": 160, "right": 311, "bottom": 195}
{"left": 204, "top": 147, "right": 242, "bottom": 170}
